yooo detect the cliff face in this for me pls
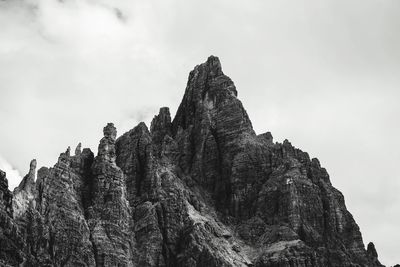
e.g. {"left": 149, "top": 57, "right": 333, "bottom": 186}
{"left": 0, "top": 56, "right": 386, "bottom": 267}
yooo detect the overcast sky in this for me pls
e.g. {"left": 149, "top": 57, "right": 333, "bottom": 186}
{"left": 0, "top": 0, "right": 399, "bottom": 265}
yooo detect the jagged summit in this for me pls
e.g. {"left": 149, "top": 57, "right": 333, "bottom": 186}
{"left": 75, "top": 142, "right": 82, "bottom": 156}
{"left": 12, "top": 159, "right": 37, "bottom": 219}
{"left": 14, "top": 159, "right": 36, "bottom": 192}
{"left": 103, "top": 122, "right": 117, "bottom": 140}
{"left": 0, "top": 56, "right": 387, "bottom": 267}
{"left": 200, "top": 55, "right": 224, "bottom": 77}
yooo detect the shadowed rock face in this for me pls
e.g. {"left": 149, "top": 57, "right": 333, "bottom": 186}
{"left": 0, "top": 56, "right": 387, "bottom": 266}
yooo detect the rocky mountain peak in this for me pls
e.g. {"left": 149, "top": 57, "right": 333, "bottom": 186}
{"left": 203, "top": 55, "right": 223, "bottom": 77}
{"left": 0, "top": 56, "right": 388, "bottom": 267}
{"left": 14, "top": 159, "right": 36, "bottom": 194}
{"left": 151, "top": 107, "right": 171, "bottom": 133}
{"left": 97, "top": 122, "right": 117, "bottom": 162}
{"left": 150, "top": 107, "right": 172, "bottom": 148}
{"left": 172, "top": 56, "right": 247, "bottom": 136}
{"left": 103, "top": 122, "right": 117, "bottom": 141}
{"left": 12, "top": 159, "right": 37, "bottom": 219}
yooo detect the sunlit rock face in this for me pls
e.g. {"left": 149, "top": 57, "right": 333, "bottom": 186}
{"left": 12, "top": 159, "right": 37, "bottom": 220}
{"left": 0, "top": 57, "right": 385, "bottom": 266}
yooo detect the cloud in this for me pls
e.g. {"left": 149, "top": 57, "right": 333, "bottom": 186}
{"left": 0, "top": 155, "right": 22, "bottom": 190}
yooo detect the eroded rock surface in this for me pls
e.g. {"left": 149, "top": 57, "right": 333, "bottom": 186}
{"left": 0, "top": 56, "right": 386, "bottom": 266}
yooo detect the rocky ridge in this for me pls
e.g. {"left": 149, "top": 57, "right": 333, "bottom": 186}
{"left": 0, "top": 56, "right": 390, "bottom": 266}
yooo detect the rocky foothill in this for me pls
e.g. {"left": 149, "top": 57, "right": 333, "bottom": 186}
{"left": 0, "top": 56, "right": 393, "bottom": 266}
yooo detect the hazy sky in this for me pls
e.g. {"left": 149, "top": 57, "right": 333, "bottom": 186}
{"left": 0, "top": 0, "right": 399, "bottom": 265}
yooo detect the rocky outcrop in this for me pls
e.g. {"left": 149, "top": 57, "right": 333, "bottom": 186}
{"left": 0, "top": 56, "right": 387, "bottom": 266}
{"left": 0, "top": 170, "right": 13, "bottom": 217}
{"left": 13, "top": 159, "right": 37, "bottom": 219}
{"left": 31, "top": 146, "right": 95, "bottom": 266}
{"left": 172, "top": 56, "right": 255, "bottom": 213}
{"left": 88, "top": 123, "right": 134, "bottom": 266}
{"left": 0, "top": 171, "right": 25, "bottom": 266}
{"left": 367, "top": 242, "right": 384, "bottom": 267}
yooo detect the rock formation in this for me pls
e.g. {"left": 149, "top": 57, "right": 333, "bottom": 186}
{"left": 0, "top": 56, "right": 387, "bottom": 266}
{"left": 89, "top": 123, "right": 133, "bottom": 266}
{"left": 12, "top": 159, "right": 37, "bottom": 220}
{"left": 0, "top": 170, "right": 24, "bottom": 266}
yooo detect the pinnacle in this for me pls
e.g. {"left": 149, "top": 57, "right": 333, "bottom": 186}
{"left": 206, "top": 55, "right": 221, "bottom": 67}
{"left": 15, "top": 159, "right": 37, "bottom": 194}
{"left": 367, "top": 242, "right": 378, "bottom": 258}
{"left": 29, "top": 159, "right": 37, "bottom": 174}
{"left": 205, "top": 55, "right": 223, "bottom": 77}
{"left": 158, "top": 107, "right": 170, "bottom": 115}
{"left": 103, "top": 123, "right": 117, "bottom": 141}
{"left": 151, "top": 107, "right": 171, "bottom": 134}
{"left": 75, "top": 143, "right": 82, "bottom": 156}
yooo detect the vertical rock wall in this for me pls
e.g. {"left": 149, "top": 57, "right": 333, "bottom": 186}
{"left": 88, "top": 123, "right": 134, "bottom": 266}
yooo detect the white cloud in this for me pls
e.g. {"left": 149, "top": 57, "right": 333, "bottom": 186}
{"left": 0, "top": 155, "right": 22, "bottom": 190}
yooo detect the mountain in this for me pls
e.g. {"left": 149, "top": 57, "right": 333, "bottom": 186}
{"left": 0, "top": 56, "right": 387, "bottom": 266}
